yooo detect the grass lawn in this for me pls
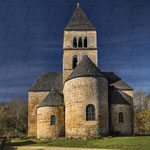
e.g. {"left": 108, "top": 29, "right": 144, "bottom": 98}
{"left": 7, "top": 136, "right": 150, "bottom": 150}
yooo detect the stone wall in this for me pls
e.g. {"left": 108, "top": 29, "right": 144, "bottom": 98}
{"left": 63, "top": 31, "right": 97, "bottom": 49}
{"left": 63, "top": 50, "right": 97, "bottom": 82}
{"left": 28, "top": 92, "right": 49, "bottom": 137}
{"left": 110, "top": 104, "right": 132, "bottom": 135}
{"left": 37, "top": 106, "right": 65, "bottom": 139}
{"left": 63, "top": 77, "right": 108, "bottom": 138}
{"left": 121, "top": 90, "right": 134, "bottom": 134}
{"left": 63, "top": 31, "right": 98, "bottom": 82}
{"left": 122, "top": 90, "right": 133, "bottom": 98}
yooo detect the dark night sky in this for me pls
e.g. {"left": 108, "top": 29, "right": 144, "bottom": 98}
{"left": 0, "top": 0, "right": 150, "bottom": 101}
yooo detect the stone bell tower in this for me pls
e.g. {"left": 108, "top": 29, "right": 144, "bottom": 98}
{"left": 63, "top": 3, "right": 98, "bottom": 82}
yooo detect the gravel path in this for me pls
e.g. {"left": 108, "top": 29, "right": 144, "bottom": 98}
{"left": 4, "top": 146, "right": 120, "bottom": 150}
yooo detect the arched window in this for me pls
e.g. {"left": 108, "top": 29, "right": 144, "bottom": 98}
{"left": 51, "top": 115, "right": 56, "bottom": 125}
{"left": 86, "top": 104, "right": 95, "bottom": 121}
{"left": 72, "top": 55, "right": 78, "bottom": 69}
{"left": 73, "top": 37, "right": 77, "bottom": 47}
{"left": 119, "top": 112, "right": 124, "bottom": 123}
{"left": 84, "top": 37, "right": 87, "bottom": 48}
{"left": 78, "top": 37, "right": 82, "bottom": 47}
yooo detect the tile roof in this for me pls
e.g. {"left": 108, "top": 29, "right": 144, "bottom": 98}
{"left": 111, "top": 80, "right": 133, "bottom": 90}
{"left": 37, "top": 88, "right": 63, "bottom": 108}
{"left": 102, "top": 72, "right": 133, "bottom": 90}
{"left": 66, "top": 55, "right": 105, "bottom": 82}
{"left": 29, "top": 72, "right": 63, "bottom": 92}
{"left": 109, "top": 87, "right": 131, "bottom": 105}
{"left": 65, "top": 6, "right": 96, "bottom": 31}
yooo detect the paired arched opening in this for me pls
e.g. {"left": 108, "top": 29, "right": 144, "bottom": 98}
{"left": 51, "top": 115, "right": 56, "bottom": 125}
{"left": 119, "top": 112, "right": 124, "bottom": 123}
{"left": 78, "top": 37, "right": 82, "bottom": 47}
{"left": 84, "top": 37, "right": 87, "bottom": 48}
{"left": 72, "top": 55, "right": 78, "bottom": 69}
{"left": 86, "top": 104, "right": 95, "bottom": 121}
{"left": 73, "top": 37, "right": 77, "bottom": 47}
{"left": 72, "top": 37, "right": 88, "bottom": 48}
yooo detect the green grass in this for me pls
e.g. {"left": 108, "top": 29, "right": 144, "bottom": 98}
{"left": 7, "top": 136, "right": 150, "bottom": 150}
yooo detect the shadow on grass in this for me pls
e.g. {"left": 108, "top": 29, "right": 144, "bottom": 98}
{"left": 134, "top": 134, "right": 150, "bottom": 136}
{"left": 8, "top": 140, "right": 37, "bottom": 146}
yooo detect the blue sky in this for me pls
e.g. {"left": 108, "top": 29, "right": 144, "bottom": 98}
{"left": 0, "top": 0, "right": 150, "bottom": 101}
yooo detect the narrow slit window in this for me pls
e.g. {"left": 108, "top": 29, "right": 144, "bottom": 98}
{"left": 86, "top": 104, "right": 95, "bottom": 121}
{"left": 84, "top": 37, "right": 87, "bottom": 48}
{"left": 78, "top": 37, "right": 82, "bottom": 47}
{"left": 73, "top": 37, "right": 77, "bottom": 47}
{"left": 119, "top": 112, "right": 124, "bottom": 123}
{"left": 51, "top": 115, "right": 56, "bottom": 125}
{"left": 72, "top": 55, "right": 78, "bottom": 69}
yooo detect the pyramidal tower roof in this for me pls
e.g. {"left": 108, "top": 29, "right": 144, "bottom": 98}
{"left": 65, "top": 3, "right": 96, "bottom": 31}
{"left": 66, "top": 56, "right": 105, "bottom": 82}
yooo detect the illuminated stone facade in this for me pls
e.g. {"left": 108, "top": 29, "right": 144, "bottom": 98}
{"left": 28, "top": 4, "right": 133, "bottom": 139}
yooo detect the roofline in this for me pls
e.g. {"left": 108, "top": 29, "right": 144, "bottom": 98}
{"left": 37, "top": 105, "right": 63, "bottom": 109}
{"left": 64, "top": 29, "right": 96, "bottom": 31}
{"left": 63, "top": 48, "right": 97, "bottom": 50}
{"left": 28, "top": 90, "right": 50, "bottom": 92}
{"left": 65, "top": 75, "right": 106, "bottom": 83}
{"left": 110, "top": 103, "right": 130, "bottom": 106}
{"left": 114, "top": 88, "right": 133, "bottom": 91}
{"left": 28, "top": 90, "right": 62, "bottom": 92}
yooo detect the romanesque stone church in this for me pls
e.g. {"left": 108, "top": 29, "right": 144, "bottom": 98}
{"left": 28, "top": 4, "right": 134, "bottom": 139}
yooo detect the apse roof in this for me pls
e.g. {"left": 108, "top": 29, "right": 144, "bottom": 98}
{"left": 66, "top": 55, "right": 105, "bottom": 81}
{"left": 37, "top": 88, "right": 63, "bottom": 108}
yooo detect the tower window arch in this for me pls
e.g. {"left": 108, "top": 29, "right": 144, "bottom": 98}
{"left": 73, "top": 37, "right": 77, "bottom": 47}
{"left": 72, "top": 55, "right": 78, "bottom": 69}
{"left": 78, "top": 37, "right": 82, "bottom": 47}
{"left": 119, "top": 112, "right": 124, "bottom": 123}
{"left": 51, "top": 115, "right": 56, "bottom": 125}
{"left": 86, "top": 104, "right": 95, "bottom": 121}
{"left": 84, "top": 37, "right": 87, "bottom": 48}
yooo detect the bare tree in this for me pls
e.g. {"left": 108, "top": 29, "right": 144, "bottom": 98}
{"left": 133, "top": 89, "right": 150, "bottom": 134}
{"left": 0, "top": 103, "right": 12, "bottom": 137}
{"left": 0, "top": 97, "right": 28, "bottom": 137}
{"left": 7, "top": 98, "right": 28, "bottom": 136}
{"left": 133, "top": 88, "right": 147, "bottom": 111}
{"left": 143, "top": 94, "right": 150, "bottom": 110}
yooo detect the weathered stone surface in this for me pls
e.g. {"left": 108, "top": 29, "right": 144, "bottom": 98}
{"left": 63, "top": 49, "right": 97, "bottom": 82}
{"left": 63, "top": 31, "right": 97, "bottom": 49}
{"left": 37, "top": 106, "right": 65, "bottom": 139}
{"left": 110, "top": 104, "right": 132, "bottom": 135}
{"left": 63, "top": 31, "right": 97, "bottom": 82}
{"left": 28, "top": 92, "right": 49, "bottom": 137}
{"left": 28, "top": 5, "right": 134, "bottom": 139}
{"left": 63, "top": 77, "right": 108, "bottom": 138}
